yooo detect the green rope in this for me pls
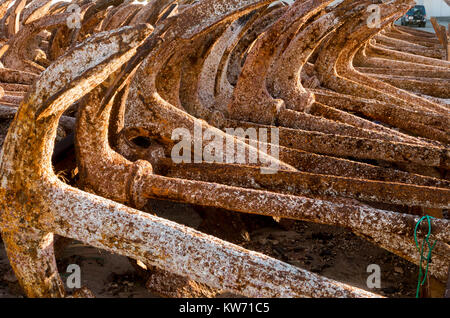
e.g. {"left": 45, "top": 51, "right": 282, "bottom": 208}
{"left": 414, "top": 215, "right": 437, "bottom": 298}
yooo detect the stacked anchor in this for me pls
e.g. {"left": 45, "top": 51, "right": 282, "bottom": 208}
{"left": 0, "top": 0, "right": 448, "bottom": 297}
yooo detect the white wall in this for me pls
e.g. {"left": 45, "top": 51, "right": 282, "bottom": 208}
{"left": 283, "top": 0, "right": 450, "bottom": 17}
{"left": 413, "top": 0, "right": 450, "bottom": 17}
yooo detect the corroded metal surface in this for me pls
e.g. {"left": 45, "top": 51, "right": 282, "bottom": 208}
{"left": 0, "top": 0, "right": 448, "bottom": 298}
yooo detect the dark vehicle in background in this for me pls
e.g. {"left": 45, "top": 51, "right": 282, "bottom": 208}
{"left": 400, "top": 5, "right": 427, "bottom": 27}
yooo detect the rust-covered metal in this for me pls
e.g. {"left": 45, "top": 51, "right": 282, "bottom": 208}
{"left": 0, "top": 0, "right": 448, "bottom": 298}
